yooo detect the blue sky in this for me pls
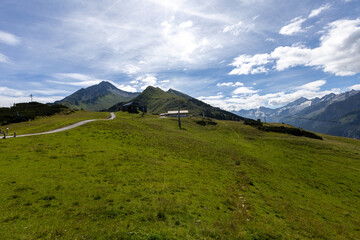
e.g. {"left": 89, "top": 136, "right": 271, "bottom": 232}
{"left": 0, "top": 0, "right": 359, "bottom": 110}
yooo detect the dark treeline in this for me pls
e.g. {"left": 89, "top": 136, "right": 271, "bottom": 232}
{"left": 244, "top": 119, "right": 323, "bottom": 140}
{"left": 202, "top": 108, "right": 244, "bottom": 121}
{"left": 0, "top": 102, "right": 69, "bottom": 125}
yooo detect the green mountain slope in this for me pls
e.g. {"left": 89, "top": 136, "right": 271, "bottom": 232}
{"left": 55, "top": 81, "right": 139, "bottom": 111}
{"left": 109, "top": 86, "right": 244, "bottom": 121}
{"left": 0, "top": 112, "right": 359, "bottom": 239}
{"left": 167, "top": 88, "right": 193, "bottom": 99}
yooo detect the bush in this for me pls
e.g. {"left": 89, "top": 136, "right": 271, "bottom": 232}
{"left": 196, "top": 118, "right": 217, "bottom": 126}
{"left": 258, "top": 125, "right": 323, "bottom": 140}
{"left": 244, "top": 119, "right": 263, "bottom": 127}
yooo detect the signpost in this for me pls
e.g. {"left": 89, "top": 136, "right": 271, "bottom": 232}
{"left": 178, "top": 105, "right": 181, "bottom": 129}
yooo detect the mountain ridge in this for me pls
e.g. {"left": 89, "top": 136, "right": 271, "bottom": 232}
{"left": 54, "top": 81, "right": 140, "bottom": 111}
{"left": 108, "top": 86, "right": 245, "bottom": 121}
{"left": 234, "top": 90, "right": 360, "bottom": 139}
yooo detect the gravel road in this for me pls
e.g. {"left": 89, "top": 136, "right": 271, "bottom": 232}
{"left": 1, "top": 112, "right": 116, "bottom": 139}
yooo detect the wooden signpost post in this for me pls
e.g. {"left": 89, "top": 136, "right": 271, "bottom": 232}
{"left": 178, "top": 106, "right": 181, "bottom": 129}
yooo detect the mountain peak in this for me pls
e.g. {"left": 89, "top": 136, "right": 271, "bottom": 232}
{"left": 281, "top": 97, "right": 309, "bottom": 109}
{"left": 113, "top": 86, "right": 244, "bottom": 121}
{"left": 143, "top": 85, "right": 158, "bottom": 90}
{"left": 99, "top": 80, "right": 112, "bottom": 85}
{"left": 142, "top": 86, "right": 164, "bottom": 94}
{"left": 97, "top": 81, "right": 118, "bottom": 89}
{"left": 293, "top": 97, "right": 309, "bottom": 104}
{"left": 54, "top": 81, "right": 139, "bottom": 111}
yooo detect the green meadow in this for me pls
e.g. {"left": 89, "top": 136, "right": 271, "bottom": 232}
{"left": 1, "top": 111, "right": 108, "bottom": 135}
{"left": 0, "top": 112, "right": 359, "bottom": 239}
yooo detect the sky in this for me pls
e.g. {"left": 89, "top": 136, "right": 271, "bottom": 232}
{"left": 0, "top": 0, "right": 359, "bottom": 110}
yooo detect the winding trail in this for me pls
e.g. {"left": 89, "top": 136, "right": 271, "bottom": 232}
{"left": 1, "top": 112, "right": 116, "bottom": 139}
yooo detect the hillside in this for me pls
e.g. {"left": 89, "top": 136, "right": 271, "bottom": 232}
{"left": 55, "top": 81, "right": 139, "bottom": 111}
{"left": 0, "top": 112, "right": 359, "bottom": 239}
{"left": 235, "top": 90, "right": 360, "bottom": 139}
{"left": 109, "top": 86, "right": 244, "bottom": 121}
{"left": 0, "top": 102, "right": 69, "bottom": 125}
{"left": 1, "top": 111, "right": 108, "bottom": 135}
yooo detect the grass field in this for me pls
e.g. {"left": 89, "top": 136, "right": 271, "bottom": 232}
{"left": 0, "top": 112, "right": 359, "bottom": 239}
{"left": 1, "top": 111, "right": 108, "bottom": 135}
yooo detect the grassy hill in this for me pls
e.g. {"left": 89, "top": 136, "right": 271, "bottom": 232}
{"left": 1, "top": 110, "right": 108, "bottom": 135}
{"left": 0, "top": 112, "right": 359, "bottom": 239}
{"left": 108, "top": 86, "right": 244, "bottom": 121}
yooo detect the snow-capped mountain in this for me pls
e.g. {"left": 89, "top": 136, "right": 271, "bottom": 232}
{"left": 234, "top": 90, "right": 360, "bottom": 139}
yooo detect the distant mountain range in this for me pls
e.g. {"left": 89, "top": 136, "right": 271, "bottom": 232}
{"left": 55, "top": 81, "right": 140, "bottom": 111}
{"left": 55, "top": 81, "right": 244, "bottom": 121}
{"left": 54, "top": 81, "right": 360, "bottom": 138}
{"left": 108, "top": 86, "right": 244, "bottom": 121}
{"left": 234, "top": 90, "right": 360, "bottom": 139}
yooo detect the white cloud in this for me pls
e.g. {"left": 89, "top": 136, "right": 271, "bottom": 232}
{"left": 0, "top": 87, "right": 25, "bottom": 97}
{"left": 296, "top": 80, "right": 326, "bottom": 90}
{"left": 271, "top": 45, "right": 312, "bottom": 71}
{"left": 199, "top": 94, "right": 224, "bottom": 100}
{"left": 48, "top": 72, "right": 141, "bottom": 92}
{"left": 349, "top": 84, "right": 360, "bottom": 90}
{"left": 0, "top": 86, "right": 70, "bottom": 107}
{"left": 130, "top": 75, "right": 162, "bottom": 90}
{"left": 149, "top": 0, "right": 233, "bottom": 23}
{"left": 265, "top": 38, "right": 275, "bottom": 42}
{"left": 223, "top": 21, "right": 253, "bottom": 36}
{"left": 158, "top": 20, "right": 201, "bottom": 62}
{"left": 0, "top": 95, "right": 64, "bottom": 107}
{"left": 116, "top": 84, "right": 138, "bottom": 92}
{"left": 0, "top": 87, "right": 68, "bottom": 97}
{"left": 0, "top": 53, "right": 10, "bottom": 63}
{"left": 216, "top": 82, "right": 243, "bottom": 87}
{"left": 0, "top": 30, "right": 20, "bottom": 46}
{"left": 57, "top": 73, "right": 94, "bottom": 82}
{"left": 230, "top": 18, "right": 360, "bottom": 76}
{"left": 159, "top": 80, "right": 170, "bottom": 83}
{"left": 308, "top": 4, "right": 331, "bottom": 18}
{"left": 232, "top": 86, "right": 259, "bottom": 94}
{"left": 229, "top": 53, "right": 272, "bottom": 75}
{"left": 52, "top": 1, "right": 233, "bottom": 76}
{"left": 31, "top": 89, "right": 70, "bottom": 96}
{"left": 199, "top": 80, "right": 341, "bottom": 111}
{"left": 279, "top": 17, "right": 306, "bottom": 36}
{"left": 309, "top": 18, "right": 360, "bottom": 76}
{"left": 49, "top": 73, "right": 103, "bottom": 87}
{"left": 179, "top": 20, "right": 193, "bottom": 29}
{"left": 121, "top": 65, "right": 141, "bottom": 75}
{"left": 139, "top": 76, "right": 157, "bottom": 86}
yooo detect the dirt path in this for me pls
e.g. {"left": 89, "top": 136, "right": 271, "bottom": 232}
{"left": 1, "top": 112, "right": 116, "bottom": 139}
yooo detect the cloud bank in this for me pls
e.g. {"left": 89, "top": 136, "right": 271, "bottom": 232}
{"left": 230, "top": 18, "right": 360, "bottom": 76}
{"left": 200, "top": 80, "right": 340, "bottom": 111}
